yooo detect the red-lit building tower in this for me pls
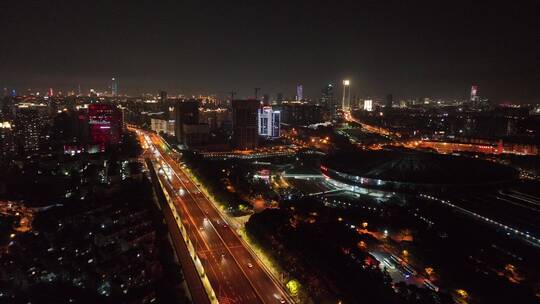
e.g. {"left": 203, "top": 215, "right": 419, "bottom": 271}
{"left": 88, "top": 104, "right": 123, "bottom": 149}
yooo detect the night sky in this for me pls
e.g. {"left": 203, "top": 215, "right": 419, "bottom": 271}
{"left": 1, "top": 1, "right": 539, "bottom": 103}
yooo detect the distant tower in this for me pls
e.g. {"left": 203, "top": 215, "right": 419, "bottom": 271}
{"left": 111, "top": 77, "right": 119, "bottom": 96}
{"left": 342, "top": 80, "right": 351, "bottom": 111}
{"left": 321, "top": 83, "right": 335, "bottom": 116}
{"left": 296, "top": 84, "right": 303, "bottom": 101}
{"left": 470, "top": 85, "right": 479, "bottom": 104}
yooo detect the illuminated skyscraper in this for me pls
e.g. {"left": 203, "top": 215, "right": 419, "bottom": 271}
{"left": 470, "top": 85, "right": 480, "bottom": 108}
{"left": 14, "top": 104, "right": 47, "bottom": 153}
{"left": 296, "top": 84, "right": 303, "bottom": 101}
{"left": 470, "top": 85, "right": 478, "bottom": 102}
{"left": 258, "top": 106, "right": 281, "bottom": 138}
{"left": 363, "top": 99, "right": 373, "bottom": 111}
{"left": 342, "top": 80, "right": 351, "bottom": 111}
{"left": 88, "top": 103, "right": 123, "bottom": 149}
{"left": 0, "top": 121, "right": 15, "bottom": 158}
{"left": 111, "top": 77, "right": 119, "bottom": 96}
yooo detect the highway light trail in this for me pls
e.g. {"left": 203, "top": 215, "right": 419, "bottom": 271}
{"left": 137, "top": 128, "right": 291, "bottom": 303}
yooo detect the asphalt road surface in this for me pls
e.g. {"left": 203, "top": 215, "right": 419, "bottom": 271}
{"left": 140, "top": 130, "right": 290, "bottom": 304}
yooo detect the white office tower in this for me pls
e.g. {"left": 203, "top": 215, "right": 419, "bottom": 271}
{"left": 258, "top": 106, "right": 281, "bottom": 138}
{"left": 363, "top": 99, "right": 373, "bottom": 111}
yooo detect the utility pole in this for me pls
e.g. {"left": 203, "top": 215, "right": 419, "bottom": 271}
{"left": 254, "top": 88, "right": 261, "bottom": 100}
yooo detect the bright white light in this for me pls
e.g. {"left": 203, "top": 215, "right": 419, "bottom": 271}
{"left": 343, "top": 80, "right": 350, "bottom": 86}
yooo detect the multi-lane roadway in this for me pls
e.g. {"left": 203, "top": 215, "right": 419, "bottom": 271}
{"left": 138, "top": 129, "right": 290, "bottom": 304}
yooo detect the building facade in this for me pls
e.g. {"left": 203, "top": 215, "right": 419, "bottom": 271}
{"left": 14, "top": 104, "right": 48, "bottom": 154}
{"left": 88, "top": 103, "right": 123, "bottom": 148}
{"left": 150, "top": 117, "right": 175, "bottom": 136}
{"left": 174, "top": 101, "right": 199, "bottom": 144}
{"left": 258, "top": 106, "right": 281, "bottom": 138}
{"left": 232, "top": 99, "right": 259, "bottom": 150}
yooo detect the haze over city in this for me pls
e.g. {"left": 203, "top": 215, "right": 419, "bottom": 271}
{"left": 1, "top": 1, "right": 539, "bottom": 102}
{"left": 1, "top": 1, "right": 540, "bottom": 304}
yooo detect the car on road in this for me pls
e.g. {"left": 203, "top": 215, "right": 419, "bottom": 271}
{"left": 247, "top": 262, "right": 253, "bottom": 268}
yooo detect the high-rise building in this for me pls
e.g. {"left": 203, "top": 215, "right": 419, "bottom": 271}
{"left": 150, "top": 117, "right": 175, "bottom": 137}
{"left": 111, "top": 77, "right": 119, "bottom": 96}
{"left": 342, "top": 80, "right": 351, "bottom": 111}
{"left": 470, "top": 85, "right": 478, "bottom": 102}
{"left": 363, "top": 99, "right": 373, "bottom": 112}
{"left": 200, "top": 108, "right": 229, "bottom": 130}
{"left": 174, "top": 100, "right": 199, "bottom": 144}
{"left": 88, "top": 103, "right": 123, "bottom": 148}
{"left": 160, "top": 91, "right": 168, "bottom": 102}
{"left": 232, "top": 99, "right": 259, "bottom": 150}
{"left": 296, "top": 84, "right": 303, "bottom": 101}
{"left": 386, "top": 94, "right": 393, "bottom": 109}
{"left": 321, "top": 83, "right": 335, "bottom": 117}
{"left": 0, "top": 121, "right": 15, "bottom": 158}
{"left": 470, "top": 85, "right": 481, "bottom": 108}
{"left": 14, "top": 104, "right": 47, "bottom": 154}
{"left": 258, "top": 106, "right": 281, "bottom": 138}
{"left": 281, "top": 103, "right": 323, "bottom": 125}
{"left": 182, "top": 123, "right": 209, "bottom": 147}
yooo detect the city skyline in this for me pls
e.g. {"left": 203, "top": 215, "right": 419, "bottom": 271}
{"left": 2, "top": 2, "right": 540, "bottom": 304}
{"left": 1, "top": 1, "right": 539, "bottom": 103}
